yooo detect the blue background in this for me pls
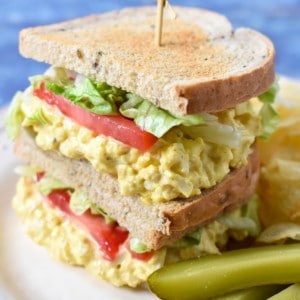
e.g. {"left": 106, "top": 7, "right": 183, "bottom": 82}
{"left": 1, "top": 0, "right": 300, "bottom": 108}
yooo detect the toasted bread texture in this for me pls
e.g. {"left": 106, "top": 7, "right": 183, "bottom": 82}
{"left": 19, "top": 6, "right": 275, "bottom": 115}
{"left": 14, "top": 129, "right": 259, "bottom": 250}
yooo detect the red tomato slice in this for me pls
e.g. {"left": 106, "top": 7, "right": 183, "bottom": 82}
{"left": 33, "top": 83, "right": 158, "bottom": 152}
{"left": 46, "top": 189, "right": 128, "bottom": 261}
{"left": 45, "top": 189, "right": 153, "bottom": 261}
{"left": 127, "top": 244, "right": 155, "bottom": 261}
{"left": 36, "top": 171, "right": 45, "bottom": 181}
{"left": 130, "top": 250, "right": 154, "bottom": 261}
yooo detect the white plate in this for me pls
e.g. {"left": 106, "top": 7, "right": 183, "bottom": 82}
{"left": 0, "top": 109, "right": 155, "bottom": 300}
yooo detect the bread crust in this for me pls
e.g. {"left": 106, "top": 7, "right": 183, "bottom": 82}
{"left": 14, "top": 129, "right": 259, "bottom": 250}
{"left": 19, "top": 6, "right": 275, "bottom": 115}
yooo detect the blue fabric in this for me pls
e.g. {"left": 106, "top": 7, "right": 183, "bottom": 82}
{"left": 1, "top": 0, "right": 299, "bottom": 107}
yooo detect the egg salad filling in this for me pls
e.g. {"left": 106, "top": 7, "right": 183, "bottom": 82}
{"left": 6, "top": 67, "right": 278, "bottom": 203}
{"left": 13, "top": 170, "right": 261, "bottom": 287}
{"left": 13, "top": 174, "right": 166, "bottom": 287}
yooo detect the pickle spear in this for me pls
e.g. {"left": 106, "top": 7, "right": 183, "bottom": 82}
{"left": 148, "top": 243, "right": 300, "bottom": 300}
{"left": 216, "top": 285, "right": 285, "bottom": 300}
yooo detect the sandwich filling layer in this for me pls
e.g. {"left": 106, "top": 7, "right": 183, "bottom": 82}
{"left": 13, "top": 175, "right": 166, "bottom": 287}
{"left": 6, "top": 67, "right": 269, "bottom": 204}
{"left": 13, "top": 172, "right": 261, "bottom": 287}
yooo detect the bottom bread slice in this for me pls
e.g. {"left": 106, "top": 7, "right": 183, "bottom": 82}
{"left": 14, "top": 129, "right": 260, "bottom": 250}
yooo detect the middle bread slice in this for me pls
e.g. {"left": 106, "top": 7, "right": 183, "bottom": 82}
{"left": 14, "top": 128, "right": 259, "bottom": 250}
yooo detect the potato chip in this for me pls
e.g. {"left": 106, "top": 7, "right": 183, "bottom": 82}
{"left": 258, "top": 159, "right": 300, "bottom": 226}
{"left": 257, "top": 79, "right": 300, "bottom": 227}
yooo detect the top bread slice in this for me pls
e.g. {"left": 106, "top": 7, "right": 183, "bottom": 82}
{"left": 19, "top": 6, "right": 275, "bottom": 115}
{"left": 14, "top": 129, "right": 259, "bottom": 250}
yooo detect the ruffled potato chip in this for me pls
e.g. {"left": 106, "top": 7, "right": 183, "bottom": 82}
{"left": 257, "top": 105, "right": 300, "bottom": 165}
{"left": 258, "top": 159, "right": 300, "bottom": 226}
{"left": 257, "top": 79, "right": 300, "bottom": 227}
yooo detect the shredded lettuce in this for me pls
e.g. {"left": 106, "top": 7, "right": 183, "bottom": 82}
{"left": 14, "top": 165, "right": 43, "bottom": 177}
{"left": 37, "top": 176, "right": 72, "bottom": 196}
{"left": 69, "top": 190, "right": 115, "bottom": 224}
{"left": 120, "top": 93, "right": 204, "bottom": 138}
{"left": 258, "top": 79, "right": 279, "bottom": 104}
{"left": 168, "top": 221, "right": 227, "bottom": 261}
{"left": 220, "top": 195, "right": 261, "bottom": 237}
{"left": 17, "top": 168, "right": 115, "bottom": 224}
{"left": 258, "top": 80, "right": 280, "bottom": 139}
{"left": 168, "top": 196, "right": 261, "bottom": 260}
{"left": 31, "top": 67, "right": 276, "bottom": 141}
{"left": 24, "top": 108, "right": 51, "bottom": 126}
{"left": 181, "top": 119, "right": 242, "bottom": 148}
{"left": 219, "top": 215, "right": 258, "bottom": 237}
{"left": 46, "top": 78, "right": 126, "bottom": 115}
{"left": 32, "top": 68, "right": 204, "bottom": 138}
{"left": 47, "top": 79, "right": 204, "bottom": 138}
{"left": 69, "top": 189, "right": 90, "bottom": 214}
{"left": 31, "top": 67, "right": 126, "bottom": 116}
{"left": 241, "top": 194, "right": 261, "bottom": 236}
{"left": 4, "top": 92, "right": 24, "bottom": 140}
{"left": 129, "top": 238, "right": 151, "bottom": 253}
{"left": 259, "top": 103, "right": 279, "bottom": 139}
{"left": 169, "top": 229, "right": 202, "bottom": 249}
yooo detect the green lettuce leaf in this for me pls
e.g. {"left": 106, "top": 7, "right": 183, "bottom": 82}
{"left": 165, "top": 197, "right": 262, "bottom": 261}
{"left": 70, "top": 190, "right": 115, "bottom": 224}
{"left": 258, "top": 80, "right": 280, "bottom": 139}
{"left": 14, "top": 165, "right": 43, "bottom": 177}
{"left": 259, "top": 103, "right": 279, "bottom": 139}
{"left": 32, "top": 68, "right": 206, "bottom": 138}
{"left": 168, "top": 228, "right": 202, "bottom": 248}
{"left": 37, "top": 176, "right": 72, "bottom": 196}
{"left": 129, "top": 238, "right": 151, "bottom": 253}
{"left": 46, "top": 78, "right": 127, "bottom": 115}
{"left": 24, "top": 108, "right": 51, "bottom": 126}
{"left": 241, "top": 194, "right": 261, "bottom": 236}
{"left": 219, "top": 195, "right": 261, "bottom": 237}
{"left": 4, "top": 92, "right": 24, "bottom": 140}
{"left": 220, "top": 215, "right": 258, "bottom": 237}
{"left": 181, "top": 118, "right": 242, "bottom": 148}
{"left": 258, "top": 79, "right": 279, "bottom": 104}
{"left": 120, "top": 93, "right": 204, "bottom": 138}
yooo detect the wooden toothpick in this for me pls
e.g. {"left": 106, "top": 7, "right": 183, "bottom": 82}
{"left": 155, "top": 1, "right": 176, "bottom": 47}
{"left": 155, "top": 0, "right": 165, "bottom": 47}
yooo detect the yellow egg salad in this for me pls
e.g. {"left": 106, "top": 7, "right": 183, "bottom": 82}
{"left": 13, "top": 172, "right": 260, "bottom": 287}
{"left": 6, "top": 67, "right": 278, "bottom": 203}
{"left": 13, "top": 176, "right": 166, "bottom": 287}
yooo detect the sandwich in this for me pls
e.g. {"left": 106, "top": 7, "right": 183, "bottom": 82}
{"left": 5, "top": 6, "right": 277, "bottom": 287}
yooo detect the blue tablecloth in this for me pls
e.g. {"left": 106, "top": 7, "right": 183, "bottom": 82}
{"left": 1, "top": 0, "right": 300, "bottom": 107}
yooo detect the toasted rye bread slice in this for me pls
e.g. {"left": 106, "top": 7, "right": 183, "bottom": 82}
{"left": 14, "top": 129, "right": 259, "bottom": 250}
{"left": 19, "top": 6, "right": 275, "bottom": 115}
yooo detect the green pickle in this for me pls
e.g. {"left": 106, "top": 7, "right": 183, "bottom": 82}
{"left": 267, "top": 284, "right": 300, "bottom": 300}
{"left": 216, "top": 285, "right": 285, "bottom": 300}
{"left": 147, "top": 243, "right": 300, "bottom": 300}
